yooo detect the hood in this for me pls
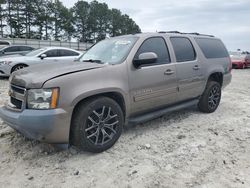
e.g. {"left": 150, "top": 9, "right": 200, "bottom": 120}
{"left": 10, "top": 61, "right": 106, "bottom": 88}
{"left": 0, "top": 55, "right": 31, "bottom": 62}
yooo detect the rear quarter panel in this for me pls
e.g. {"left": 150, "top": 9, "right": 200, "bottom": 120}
{"left": 191, "top": 37, "right": 231, "bottom": 92}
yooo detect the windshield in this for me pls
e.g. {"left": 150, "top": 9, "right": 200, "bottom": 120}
{"left": 25, "top": 48, "right": 46, "bottom": 57}
{"left": 79, "top": 37, "right": 138, "bottom": 64}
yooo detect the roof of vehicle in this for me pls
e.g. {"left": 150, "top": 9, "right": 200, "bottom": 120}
{"left": 0, "top": 45, "right": 34, "bottom": 48}
{"left": 117, "top": 31, "right": 219, "bottom": 40}
{"left": 41, "top": 46, "right": 80, "bottom": 51}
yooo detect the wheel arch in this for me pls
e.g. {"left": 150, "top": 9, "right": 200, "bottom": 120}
{"left": 69, "top": 91, "right": 127, "bottom": 145}
{"left": 11, "top": 63, "right": 29, "bottom": 73}
{"left": 71, "top": 91, "right": 127, "bottom": 118}
{"left": 207, "top": 72, "right": 223, "bottom": 86}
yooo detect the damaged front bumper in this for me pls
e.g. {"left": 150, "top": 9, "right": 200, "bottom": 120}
{"left": 0, "top": 106, "right": 71, "bottom": 143}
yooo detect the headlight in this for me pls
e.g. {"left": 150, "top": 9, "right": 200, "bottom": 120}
{"left": 27, "top": 88, "right": 59, "bottom": 109}
{"left": 0, "top": 61, "right": 12, "bottom": 65}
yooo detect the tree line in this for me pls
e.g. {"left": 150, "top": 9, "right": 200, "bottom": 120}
{"left": 0, "top": 0, "right": 141, "bottom": 43}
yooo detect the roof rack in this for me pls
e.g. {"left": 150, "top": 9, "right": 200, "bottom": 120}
{"left": 158, "top": 31, "right": 214, "bottom": 37}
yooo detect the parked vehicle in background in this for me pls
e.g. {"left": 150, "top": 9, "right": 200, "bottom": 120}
{"left": 0, "top": 47, "right": 81, "bottom": 77}
{"left": 0, "top": 32, "right": 232, "bottom": 153}
{"left": 0, "top": 40, "right": 11, "bottom": 46}
{"left": 230, "top": 51, "right": 250, "bottom": 69}
{"left": 0, "top": 38, "right": 92, "bottom": 51}
{"left": 0, "top": 45, "right": 34, "bottom": 57}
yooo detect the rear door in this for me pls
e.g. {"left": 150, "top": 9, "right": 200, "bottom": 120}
{"left": 170, "top": 37, "right": 204, "bottom": 101}
{"left": 129, "top": 37, "right": 178, "bottom": 114}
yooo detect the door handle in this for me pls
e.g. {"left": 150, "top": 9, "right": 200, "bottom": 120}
{"left": 164, "top": 69, "right": 175, "bottom": 75}
{"left": 193, "top": 65, "right": 200, "bottom": 70}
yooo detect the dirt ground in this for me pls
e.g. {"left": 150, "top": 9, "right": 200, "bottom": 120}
{"left": 0, "top": 69, "right": 250, "bottom": 188}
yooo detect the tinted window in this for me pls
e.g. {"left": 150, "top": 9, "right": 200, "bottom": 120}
{"left": 170, "top": 37, "right": 196, "bottom": 62}
{"left": 135, "top": 37, "right": 170, "bottom": 64}
{"left": 58, "top": 49, "right": 79, "bottom": 57}
{"left": 4, "top": 46, "right": 19, "bottom": 52}
{"left": 45, "top": 50, "right": 58, "bottom": 57}
{"left": 0, "top": 41, "right": 10, "bottom": 45}
{"left": 195, "top": 38, "right": 229, "bottom": 59}
{"left": 19, "top": 46, "right": 34, "bottom": 51}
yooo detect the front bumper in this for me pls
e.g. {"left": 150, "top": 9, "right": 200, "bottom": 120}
{"left": 232, "top": 62, "right": 244, "bottom": 69}
{"left": 0, "top": 64, "right": 11, "bottom": 77}
{"left": 0, "top": 106, "right": 71, "bottom": 143}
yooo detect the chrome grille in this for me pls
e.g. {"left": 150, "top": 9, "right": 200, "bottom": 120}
{"left": 8, "top": 84, "right": 26, "bottom": 110}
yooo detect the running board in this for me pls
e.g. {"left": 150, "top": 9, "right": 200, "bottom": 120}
{"left": 127, "top": 99, "right": 199, "bottom": 125}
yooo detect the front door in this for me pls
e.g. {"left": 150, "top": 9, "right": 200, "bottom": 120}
{"left": 129, "top": 37, "right": 178, "bottom": 115}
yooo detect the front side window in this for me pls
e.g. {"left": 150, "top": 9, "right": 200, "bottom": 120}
{"left": 170, "top": 37, "right": 196, "bottom": 62}
{"left": 45, "top": 50, "right": 59, "bottom": 57}
{"left": 134, "top": 37, "right": 171, "bottom": 65}
{"left": 80, "top": 37, "right": 138, "bottom": 64}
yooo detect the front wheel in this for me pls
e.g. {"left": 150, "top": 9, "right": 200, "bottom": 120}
{"left": 70, "top": 97, "right": 124, "bottom": 153}
{"left": 198, "top": 81, "right": 221, "bottom": 113}
{"left": 12, "top": 64, "right": 27, "bottom": 73}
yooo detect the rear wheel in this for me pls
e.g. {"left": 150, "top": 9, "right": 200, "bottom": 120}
{"left": 198, "top": 81, "right": 221, "bottom": 113}
{"left": 71, "top": 97, "right": 124, "bottom": 153}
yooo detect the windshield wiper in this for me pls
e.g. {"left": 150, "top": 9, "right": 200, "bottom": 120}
{"left": 82, "top": 59, "right": 104, "bottom": 64}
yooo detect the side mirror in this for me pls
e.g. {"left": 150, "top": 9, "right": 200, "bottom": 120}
{"left": 133, "top": 52, "right": 158, "bottom": 68}
{"left": 40, "top": 54, "right": 47, "bottom": 59}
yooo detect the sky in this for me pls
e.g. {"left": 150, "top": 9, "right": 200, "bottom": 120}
{"left": 61, "top": 0, "right": 250, "bottom": 52}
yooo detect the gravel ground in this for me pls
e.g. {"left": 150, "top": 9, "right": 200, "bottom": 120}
{"left": 0, "top": 69, "right": 250, "bottom": 188}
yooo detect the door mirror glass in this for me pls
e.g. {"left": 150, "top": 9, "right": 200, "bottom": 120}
{"left": 40, "top": 53, "right": 47, "bottom": 59}
{"left": 133, "top": 52, "right": 158, "bottom": 68}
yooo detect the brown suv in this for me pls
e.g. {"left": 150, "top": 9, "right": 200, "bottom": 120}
{"left": 0, "top": 32, "right": 232, "bottom": 153}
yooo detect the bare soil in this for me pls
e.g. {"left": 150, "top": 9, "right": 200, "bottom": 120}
{"left": 0, "top": 69, "right": 250, "bottom": 188}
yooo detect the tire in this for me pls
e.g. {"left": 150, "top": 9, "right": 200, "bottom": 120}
{"left": 70, "top": 97, "right": 124, "bottom": 153}
{"left": 242, "top": 64, "right": 246, "bottom": 69}
{"left": 198, "top": 81, "right": 221, "bottom": 113}
{"left": 11, "top": 64, "right": 27, "bottom": 73}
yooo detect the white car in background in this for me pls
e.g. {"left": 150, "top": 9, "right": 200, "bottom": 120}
{"left": 0, "top": 47, "right": 82, "bottom": 77}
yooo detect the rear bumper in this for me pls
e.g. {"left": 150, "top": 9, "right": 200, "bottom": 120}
{"left": 0, "top": 106, "right": 71, "bottom": 143}
{"left": 222, "top": 73, "right": 232, "bottom": 89}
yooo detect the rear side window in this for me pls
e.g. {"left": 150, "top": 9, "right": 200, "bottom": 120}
{"left": 195, "top": 38, "right": 229, "bottom": 59}
{"left": 135, "top": 37, "right": 171, "bottom": 64}
{"left": 19, "top": 46, "right": 34, "bottom": 51}
{"left": 4, "top": 46, "right": 19, "bottom": 52}
{"left": 58, "top": 49, "right": 79, "bottom": 57}
{"left": 170, "top": 37, "right": 196, "bottom": 62}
